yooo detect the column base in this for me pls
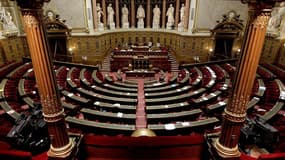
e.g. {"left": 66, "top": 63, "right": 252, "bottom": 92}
{"left": 215, "top": 139, "right": 241, "bottom": 159}
{"left": 48, "top": 133, "right": 83, "bottom": 160}
{"left": 206, "top": 133, "right": 241, "bottom": 160}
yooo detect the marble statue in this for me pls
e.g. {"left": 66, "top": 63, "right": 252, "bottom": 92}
{"left": 278, "top": 2, "right": 285, "bottom": 38}
{"left": 96, "top": 3, "right": 104, "bottom": 31}
{"left": 107, "top": 3, "right": 115, "bottom": 29}
{"left": 267, "top": 2, "right": 285, "bottom": 37}
{"left": 180, "top": 3, "right": 185, "bottom": 24}
{"left": 166, "top": 4, "right": 174, "bottom": 29}
{"left": 3, "top": 11, "right": 17, "bottom": 30}
{"left": 267, "top": 7, "right": 280, "bottom": 31}
{"left": 152, "top": 4, "right": 160, "bottom": 29}
{"left": 178, "top": 3, "right": 185, "bottom": 31}
{"left": 0, "top": 3, "right": 17, "bottom": 32}
{"left": 0, "top": 2, "right": 5, "bottom": 26}
{"left": 136, "top": 5, "right": 145, "bottom": 28}
{"left": 122, "top": 4, "right": 129, "bottom": 28}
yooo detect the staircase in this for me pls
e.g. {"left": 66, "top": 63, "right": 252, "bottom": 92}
{"left": 168, "top": 53, "right": 179, "bottom": 72}
{"left": 101, "top": 54, "right": 111, "bottom": 72}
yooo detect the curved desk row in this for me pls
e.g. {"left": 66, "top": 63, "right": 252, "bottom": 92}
{"left": 147, "top": 109, "right": 202, "bottom": 123}
{"left": 93, "top": 101, "right": 136, "bottom": 113}
{"left": 90, "top": 85, "right": 137, "bottom": 98}
{"left": 145, "top": 85, "right": 192, "bottom": 98}
{"left": 146, "top": 102, "right": 190, "bottom": 113}
{"left": 66, "top": 116, "right": 136, "bottom": 135}
{"left": 145, "top": 88, "right": 207, "bottom": 105}
{"left": 81, "top": 108, "right": 136, "bottom": 123}
{"left": 147, "top": 117, "right": 219, "bottom": 135}
{"left": 76, "top": 88, "right": 137, "bottom": 105}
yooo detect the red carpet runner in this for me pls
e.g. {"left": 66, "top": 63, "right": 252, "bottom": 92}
{"left": 136, "top": 79, "right": 147, "bottom": 129}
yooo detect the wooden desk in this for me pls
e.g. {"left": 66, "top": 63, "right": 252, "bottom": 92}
{"left": 125, "top": 70, "right": 155, "bottom": 78}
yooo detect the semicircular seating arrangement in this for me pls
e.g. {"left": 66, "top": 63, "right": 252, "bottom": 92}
{"left": 0, "top": 60, "right": 284, "bottom": 143}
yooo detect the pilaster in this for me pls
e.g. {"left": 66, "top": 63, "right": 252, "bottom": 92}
{"left": 131, "top": 0, "right": 135, "bottom": 28}
{"left": 115, "top": 0, "right": 120, "bottom": 28}
{"left": 174, "top": 0, "right": 180, "bottom": 29}
{"left": 92, "top": 0, "right": 98, "bottom": 30}
{"left": 162, "top": 0, "right": 166, "bottom": 29}
{"left": 102, "top": 0, "right": 107, "bottom": 28}
{"left": 146, "top": 0, "right": 151, "bottom": 28}
{"left": 184, "top": 0, "right": 190, "bottom": 31}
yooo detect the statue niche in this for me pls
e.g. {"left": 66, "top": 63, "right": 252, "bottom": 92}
{"left": 210, "top": 10, "right": 244, "bottom": 60}
{"left": 44, "top": 10, "right": 72, "bottom": 62}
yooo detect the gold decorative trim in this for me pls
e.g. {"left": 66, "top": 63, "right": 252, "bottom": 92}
{"left": 131, "top": 128, "right": 157, "bottom": 137}
{"left": 214, "top": 139, "right": 240, "bottom": 158}
{"left": 43, "top": 109, "right": 65, "bottom": 122}
{"left": 224, "top": 108, "right": 246, "bottom": 122}
{"left": 48, "top": 139, "right": 74, "bottom": 158}
{"left": 224, "top": 108, "right": 246, "bottom": 118}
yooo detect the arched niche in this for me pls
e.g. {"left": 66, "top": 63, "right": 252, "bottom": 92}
{"left": 44, "top": 10, "right": 72, "bottom": 62}
{"left": 210, "top": 10, "right": 244, "bottom": 60}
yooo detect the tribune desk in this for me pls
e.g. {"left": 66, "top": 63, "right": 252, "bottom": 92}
{"left": 111, "top": 47, "right": 170, "bottom": 71}
{"left": 125, "top": 70, "right": 155, "bottom": 78}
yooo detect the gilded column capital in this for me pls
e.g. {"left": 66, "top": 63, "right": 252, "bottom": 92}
{"left": 13, "top": 0, "right": 50, "bottom": 9}
{"left": 253, "top": 12, "right": 270, "bottom": 28}
{"left": 22, "top": 12, "right": 40, "bottom": 27}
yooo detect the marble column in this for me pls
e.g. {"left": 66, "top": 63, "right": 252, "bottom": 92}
{"left": 115, "top": 0, "right": 120, "bottom": 28}
{"left": 214, "top": 8, "right": 271, "bottom": 159}
{"left": 184, "top": 0, "right": 190, "bottom": 31}
{"left": 174, "top": 0, "right": 180, "bottom": 29}
{"left": 86, "top": 0, "right": 94, "bottom": 33}
{"left": 162, "top": 0, "right": 166, "bottom": 29}
{"left": 146, "top": 0, "right": 151, "bottom": 28}
{"left": 102, "top": 0, "right": 107, "bottom": 28}
{"left": 15, "top": 0, "right": 74, "bottom": 159}
{"left": 92, "top": 0, "right": 98, "bottom": 30}
{"left": 188, "top": 0, "right": 197, "bottom": 33}
{"left": 131, "top": 0, "right": 135, "bottom": 28}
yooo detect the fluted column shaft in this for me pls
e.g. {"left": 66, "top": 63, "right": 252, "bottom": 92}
{"left": 174, "top": 0, "right": 180, "bottom": 29}
{"left": 115, "top": 0, "right": 120, "bottom": 28}
{"left": 184, "top": 0, "right": 190, "bottom": 31}
{"left": 92, "top": 0, "right": 98, "bottom": 30}
{"left": 102, "top": 0, "right": 107, "bottom": 28}
{"left": 146, "top": 0, "right": 151, "bottom": 28}
{"left": 131, "top": 0, "right": 135, "bottom": 28}
{"left": 161, "top": 0, "right": 166, "bottom": 28}
{"left": 214, "top": 10, "right": 270, "bottom": 159}
{"left": 15, "top": 0, "right": 74, "bottom": 159}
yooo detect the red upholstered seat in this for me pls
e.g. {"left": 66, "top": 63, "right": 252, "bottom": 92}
{"left": 0, "top": 150, "right": 32, "bottom": 160}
